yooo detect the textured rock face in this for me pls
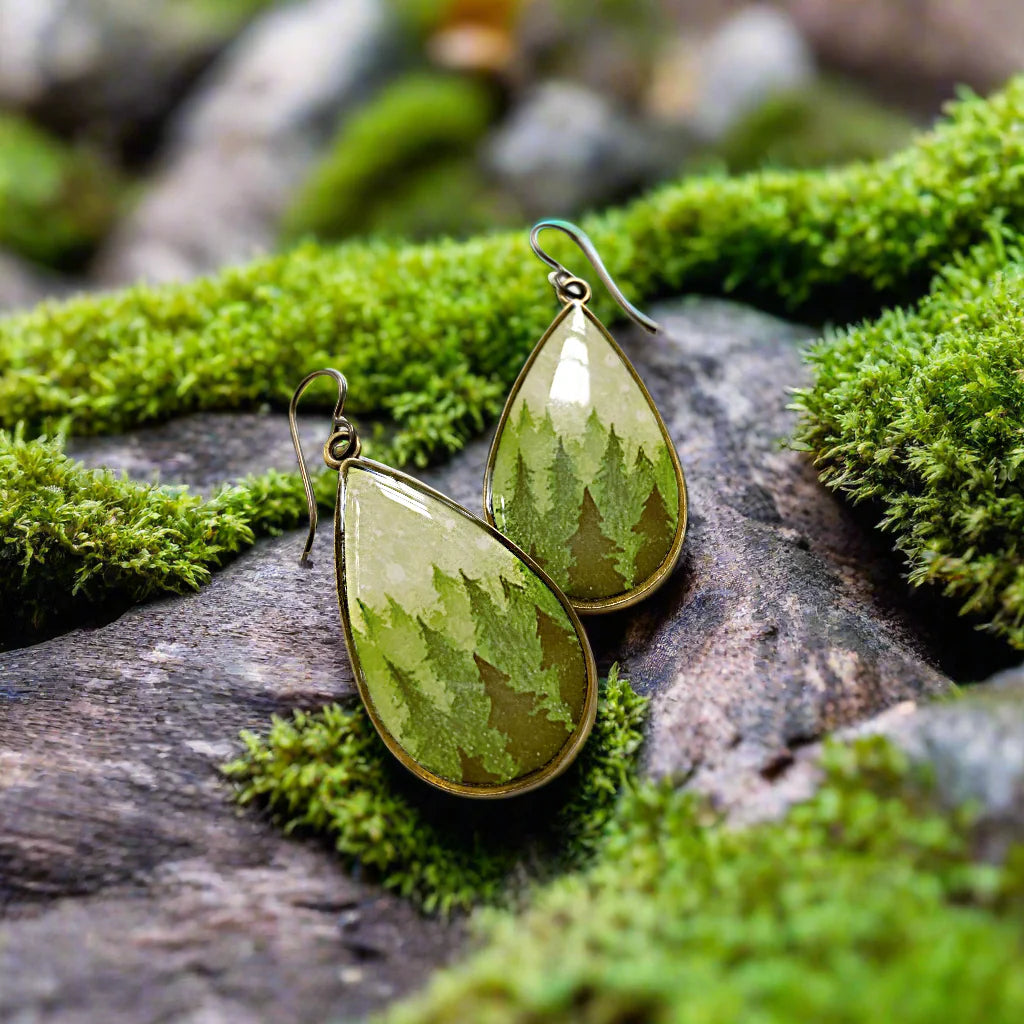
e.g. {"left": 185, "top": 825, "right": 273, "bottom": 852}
{"left": 849, "top": 671, "right": 1024, "bottom": 857}
{"left": 96, "top": 0, "right": 393, "bottom": 284}
{"left": 2, "top": 298, "right": 1007, "bottom": 1020}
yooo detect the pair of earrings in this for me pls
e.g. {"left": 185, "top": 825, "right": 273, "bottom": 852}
{"left": 289, "top": 221, "right": 687, "bottom": 799}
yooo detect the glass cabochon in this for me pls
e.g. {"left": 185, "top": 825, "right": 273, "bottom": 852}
{"left": 339, "top": 461, "right": 594, "bottom": 794}
{"left": 488, "top": 303, "right": 685, "bottom": 608}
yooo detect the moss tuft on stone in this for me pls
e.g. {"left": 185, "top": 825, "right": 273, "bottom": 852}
{"left": 381, "top": 737, "right": 1024, "bottom": 1022}
{"left": 704, "top": 79, "right": 917, "bottom": 173}
{"left": 0, "top": 429, "right": 316, "bottom": 642}
{"left": 0, "top": 115, "right": 122, "bottom": 269}
{"left": 222, "top": 666, "right": 648, "bottom": 914}
{"left": 793, "top": 233, "right": 1024, "bottom": 648}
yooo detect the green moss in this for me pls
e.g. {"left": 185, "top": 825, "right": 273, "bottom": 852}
{"left": 223, "top": 666, "right": 648, "bottom": 914}
{"left": 793, "top": 233, "right": 1024, "bottom": 648}
{"left": 704, "top": 79, "right": 917, "bottom": 173}
{"left": 381, "top": 737, "right": 1024, "bottom": 1022}
{"left": 282, "top": 73, "right": 499, "bottom": 243}
{"left": 0, "top": 428, "right": 317, "bottom": 643}
{"left": 0, "top": 115, "right": 121, "bottom": 269}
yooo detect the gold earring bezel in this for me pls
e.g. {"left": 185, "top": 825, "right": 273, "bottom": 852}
{"left": 482, "top": 301, "right": 688, "bottom": 615}
{"left": 334, "top": 456, "right": 599, "bottom": 799}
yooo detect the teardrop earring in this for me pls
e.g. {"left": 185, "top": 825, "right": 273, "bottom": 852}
{"left": 289, "top": 368, "right": 598, "bottom": 799}
{"left": 484, "top": 220, "right": 688, "bottom": 614}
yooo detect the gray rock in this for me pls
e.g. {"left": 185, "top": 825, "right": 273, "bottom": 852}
{"left": 95, "top": 0, "right": 394, "bottom": 285}
{"left": 691, "top": 5, "right": 815, "bottom": 139}
{"left": 485, "top": 81, "right": 657, "bottom": 217}
{"left": 0, "top": 0, "right": 250, "bottom": 150}
{"left": 844, "top": 670, "right": 1024, "bottom": 856}
{"left": 2, "top": 298, "right": 1002, "bottom": 1019}
{"left": 0, "top": 249, "right": 61, "bottom": 311}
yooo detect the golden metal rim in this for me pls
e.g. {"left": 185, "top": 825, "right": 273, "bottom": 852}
{"left": 333, "top": 457, "right": 600, "bottom": 800}
{"left": 482, "top": 301, "right": 688, "bottom": 616}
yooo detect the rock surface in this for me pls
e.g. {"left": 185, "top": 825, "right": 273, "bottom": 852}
{"left": 849, "top": 670, "right": 1024, "bottom": 857}
{"left": 485, "top": 81, "right": 658, "bottom": 217}
{"left": 1, "top": 299, "right": 1011, "bottom": 1021}
{"left": 95, "top": 0, "right": 394, "bottom": 284}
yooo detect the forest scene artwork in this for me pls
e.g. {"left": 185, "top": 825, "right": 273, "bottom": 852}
{"left": 341, "top": 463, "right": 591, "bottom": 790}
{"left": 489, "top": 304, "right": 684, "bottom": 605}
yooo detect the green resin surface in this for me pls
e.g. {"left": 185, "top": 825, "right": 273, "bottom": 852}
{"left": 340, "top": 461, "right": 590, "bottom": 790}
{"left": 488, "top": 304, "right": 683, "bottom": 605}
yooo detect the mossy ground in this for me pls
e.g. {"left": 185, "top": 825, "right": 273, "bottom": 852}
{"left": 223, "top": 666, "right": 648, "bottom": 914}
{"left": 380, "top": 738, "right": 1024, "bottom": 1023}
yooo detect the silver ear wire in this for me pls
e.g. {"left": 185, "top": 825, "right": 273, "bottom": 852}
{"left": 529, "top": 219, "right": 659, "bottom": 334}
{"left": 288, "top": 367, "right": 360, "bottom": 565}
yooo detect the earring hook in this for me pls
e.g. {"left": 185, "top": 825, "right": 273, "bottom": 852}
{"left": 529, "top": 219, "right": 659, "bottom": 334}
{"left": 288, "top": 367, "right": 359, "bottom": 565}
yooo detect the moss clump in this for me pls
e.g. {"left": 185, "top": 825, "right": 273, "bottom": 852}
{"left": 793, "top": 234, "right": 1024, "bottom": 648}
{"left": 282, "top": 73, "right": 500, "bottom": 243}
{"left": 0, "top": 115, "right": 121, "bottom": 269}
{"left": 382, "top": 738, "right": 1024, "bottom": 1022}
{"left": 0, "top": 429, "right": 317, "bottom": 643}
{"left": 223, "top": 666, "right": 648, "bottom": 914}
{"left": 3, "top": 79, "right": 1024, "bottom": 452}
{"left": 705, "top": 79, "right": 917, "bottom": 173}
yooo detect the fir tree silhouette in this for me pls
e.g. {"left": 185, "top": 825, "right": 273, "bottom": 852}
{"left": 383, "top": 656, "right": 462, "bottom": 780}
{"left": 505, "top": 452, "right": 540, "bottom": 556}
{"left": 578, "top": 407, "right": 608, "bottom": 479}
{"left": 540, "top": 435, "right": 583, "bottom": 584}
{"left": 633, "top": 481, "right": 674, "bottom": 584}
{"left": 474, "top": 653, "right": 571, "bottom": 771}
{"left": 567, "top": 486, "right": 627, "bottom": 599}
{"left": 593, "top": 422, "right": 634, "bottom": 573}
{"left": 536, "top": 607, "right": 585, "bottom": 717}
{"left": 418, "top": 616, "right": 513, "bottom": 783}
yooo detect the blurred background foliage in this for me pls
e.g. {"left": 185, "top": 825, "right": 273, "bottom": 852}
{"left": 6, "top": 0, "right": 1020, "bottom": 303}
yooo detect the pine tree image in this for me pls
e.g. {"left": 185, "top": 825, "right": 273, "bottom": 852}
{"left": 474, "top": 654, "right": 571, "bottom": 772}
{"left": 505, "top": 452, "right": 541, "bottom": 557}
{"left": 566, "top": 486, "right": 628, "bottom": 599}
{"left": 536, "top": 607, "right": 585, "bottom": 718}
{"left": 593, "top": 422, "right": 636, "bottom": 582}
{"left": 653, "top": 442, "right": 679, "bottom": 533}
{"left": 578, "top": 406, "right": 609, "bottom": 480}
{"left": 541, "top": 436, "right": 583, "bottom": 585}
{"left": 382, "top": 657, "right": 462, "bottom": 781}
{"left": 418, "top": 616, "right": 514, "bottom": 783}
{"left": 459, "top": 570, "right": 549, "bottom": 698}
{"left": 632, "top": 481, "right": 675, "bottom": 584}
